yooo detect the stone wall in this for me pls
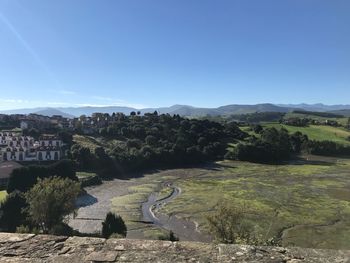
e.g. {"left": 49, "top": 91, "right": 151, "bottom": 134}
{"left": 0, "top": 233, "right": 349, "bottom": 262}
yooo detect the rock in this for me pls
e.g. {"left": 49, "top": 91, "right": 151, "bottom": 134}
{"left": 0, "top": 233, "right": 35, "bottom": 243}
{"left": 85, "top": 251, "right": 118, "bottom": 262}
{"left": 0, "top": 233, "right": 349, "bottom": 262}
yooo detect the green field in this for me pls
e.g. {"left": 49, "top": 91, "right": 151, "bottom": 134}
{"left": 102, "top": 155, "right": 350, "bottom": 249}
{"left": 284, "top": 112, "right": 349, "bottom": 126}
{"left": 262, "top": 123, "right": 350, "bottom": 145}
{"left": 76, "top": 171, "right": 97, "bottom": 178}
{"left": 0, "top": 190, "right": 7, "bottom": 203}
{"left": 110, "top": 173, "right": 176, "bottom": 239}
{"left": 159, "top": 157, "right": 350, "bottom": 249}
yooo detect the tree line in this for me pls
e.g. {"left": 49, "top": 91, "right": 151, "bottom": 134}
{"left": 70, "top": 114, "right": 247, "bottom": 178}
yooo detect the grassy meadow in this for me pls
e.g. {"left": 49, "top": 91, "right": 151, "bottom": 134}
{"left": 105, "top": 156, "right": 350, "bottom": 249}
{"left": 76, "top": 171, "right": 97, "bottom": 178}
{"left": 0, "top": 190, "right": 7, "bottom": 203}
{"left": 72, "top": 126, "right": 350, "bottom": 248}
{"left": 261, "top": 123, "right": 350, "bottom": 145}
{"left": 160, "top": 157, "right": 350, "bottom": 249}
{"left": 284, "top": 112, "right": 349, "bottom": 126}
{"left": 110, "top": 173, "right": 177, "bottom": 239}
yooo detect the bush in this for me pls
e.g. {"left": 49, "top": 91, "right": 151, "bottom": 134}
{"left": 207, "top": 202, "right": 258, "bottom": 244}
{"left": 0, "top": 191, "right": 28, "bottom": 232}
{"left": 102, "top": 212, "right": 127, "bottom": 238}
{"left": 16, "top": 225, "right": 40, "bottom": 234}
{"left": 49, "top": 223, "right": 74, "bottom": 236}
{"left": 158, "top": 230, "right": 179, "bottom": 242}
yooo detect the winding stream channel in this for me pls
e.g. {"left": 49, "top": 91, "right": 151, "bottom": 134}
{"left": 69, "top": 179, "right": 211, "bottom": 242}
{"left": 141, "top": 184, "right": 212, "bottom": 242}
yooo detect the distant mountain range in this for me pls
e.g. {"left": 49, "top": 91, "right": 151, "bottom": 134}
{"left": 1, "top": 103, "right": 350, "bottom": 118}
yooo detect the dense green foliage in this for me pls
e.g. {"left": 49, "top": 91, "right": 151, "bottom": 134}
{"left": 229, "top": 128, "right": 308, "bottom": 163}
{"left": 228, "top": 112, "right": 285, "bottom": 123}
{"left": 307, "top": 140, "right": 350, "bottom": 156}
{"left": 7, "top": 160, "right": 77, "bottom": 193}
{"left": 292, "top": 110, "right": 344, "bottom": 118}
{"left": 0, "top": 115, "right": 20, "bottom": 129}
{"left": 0, "top": 191, "right": 28, "bottom": 232}
{"left": 101, "top": 212, "right": 127, "bottom": 238}
{"left": 71, "top": 114, "right": 247, "bottom": 177}
{"left": 25, "top": 177, "right": 80, "bottom": 233}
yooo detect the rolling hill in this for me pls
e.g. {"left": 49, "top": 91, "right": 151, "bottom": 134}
{"left": 1, "top": 103, "right": 350, "bottom": 118}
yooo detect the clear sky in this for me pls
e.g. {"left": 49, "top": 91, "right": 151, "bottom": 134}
{"left": 0, "top": 0, "right": 349, "bottom": 110}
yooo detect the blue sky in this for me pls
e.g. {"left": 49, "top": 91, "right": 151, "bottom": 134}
{"left": 0, "top": 0, "right": 349, "bottom": 110}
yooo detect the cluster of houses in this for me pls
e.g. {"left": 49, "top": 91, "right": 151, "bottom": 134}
{"left": 0, "top": 112, "right": 129, "bottom": 135}
{"left": 0, "top": 131, "right": 62, "bottom": 162}
{"left": 19, "top": 114, "right": 73, "bottom": 130}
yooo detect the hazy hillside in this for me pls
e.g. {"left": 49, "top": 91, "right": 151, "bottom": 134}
{"left": 55, "top": 106, "right": 136, "bottom": 116}
{"left": 278, "top": 103, "right": 350, "bottom": 112}
{"left": 2, "top": 103, "right": 350, "bottom": 118}
{"left": 329, "top": 109, "right": 350, "bottom": 117}
{"left": 34, "top": 109, "right": 75, "bottom": 118}
{"left": 217, "top": 103, "right": 292, "bottom": 115}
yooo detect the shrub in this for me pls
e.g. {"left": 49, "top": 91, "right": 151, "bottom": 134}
{"left": 102, "top": 212, "right": 127, "bottom": 238}
{"left": 0, "top": 191, "right": 28, "bottom": 232}
{"left": 158, "top": 230, "right": 179, "bottom": 242}
{"left": 207, "top": 201, "right": 281, "bottom": 246}
{"left": 207, "top": 202, "right": 258, "bottom": 244}
{"left": 49, "top": 223, "right": 74, "bottom": 236}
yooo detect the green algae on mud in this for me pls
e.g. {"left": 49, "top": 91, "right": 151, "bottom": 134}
{"left": 95, "top": 156, "right": 350, "bottom": 249}
{"left": 158, "top": 157, "right": 350, "bottom": 249}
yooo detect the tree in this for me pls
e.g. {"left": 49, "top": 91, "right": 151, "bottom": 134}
{"left": 253, "top": 124, "right": 263, "bottom": 134}
{"left": 51, "top": 160, "right": 77, "bottom": 181}
{"left": 25, "top": 177, "right": 80, "bottom": 233}
{"left": 102, "top": 212, "right": 127, "bottom": 238}
{"left": 7, "top": 166, "right": 48, "bottom": 193}
{"left": 207, "top": 202, "right": 259, "bottom": 244}
{"left": 0, "top": 191, "right": 28, "bottom": 232}
{"left": 145, "top": 135, "right": 157, "bottom": 146}
{"left": 7, "top": 160, "right": 77, "bottom": 193}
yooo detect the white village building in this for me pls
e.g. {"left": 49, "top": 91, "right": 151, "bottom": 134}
{"left": 0, "top": 132, "right": 62, "bottom": 162}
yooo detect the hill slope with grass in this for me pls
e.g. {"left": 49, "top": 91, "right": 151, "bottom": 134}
{"left": 263, "top": 123, "right": 350, "bottom": 145}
